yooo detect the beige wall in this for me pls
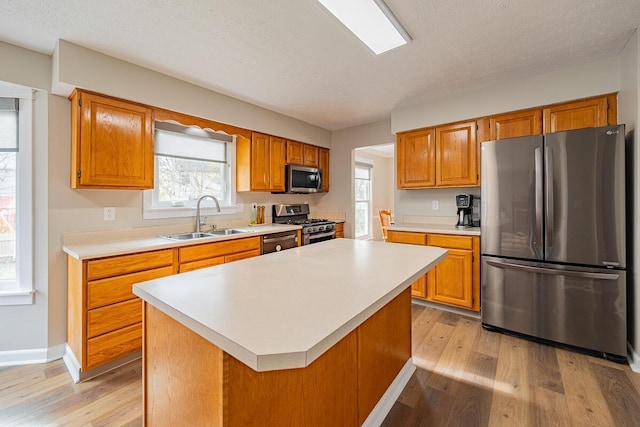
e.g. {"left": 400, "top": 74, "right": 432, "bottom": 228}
{"left": 392, "top": 56, "right": 620, "bottom": 134}
{"left": 54, "top": 41, "right": 331, "bottom": 147}
{"left": 315, "top": 120, "right": 395, "bottom": 238}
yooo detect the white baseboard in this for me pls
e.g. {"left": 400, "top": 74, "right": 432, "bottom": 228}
{"left": 411, "top": 297, "right": 480, "bottom": 320}
{"left": 628, "top": 342, "right": 640, "bottom": 373}
{"left": 0, "top": 343, "right": 65, "bottom": 366}
{"left": 63, "top": 344, "right": 141, "bottom": 383}
{"left": 362, "top": 358, "right": 416, "bottom": 427}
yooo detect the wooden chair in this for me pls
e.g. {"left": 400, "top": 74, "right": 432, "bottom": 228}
{"left": 378, "top": 210, "right": 394, "bottom": 241}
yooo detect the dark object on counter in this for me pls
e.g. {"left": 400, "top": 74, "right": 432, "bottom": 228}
{"left": 455, "top": 194, "right": 473, "bottom": 227}
{"left": 471, "top": 197, "right": 481, "bottom": 227}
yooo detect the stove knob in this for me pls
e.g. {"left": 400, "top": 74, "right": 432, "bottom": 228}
{"left": 327, "top": 224, "right": 334, "bottom": 231}
{"left": 318, "top": 225, "right": 326, "bottom": 232}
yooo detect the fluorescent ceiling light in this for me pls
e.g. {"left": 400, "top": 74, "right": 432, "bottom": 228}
{"left": 317, "top": 0, "right": 411, "bottom": 55}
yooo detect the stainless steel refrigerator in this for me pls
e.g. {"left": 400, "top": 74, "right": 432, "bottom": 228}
{"left": 481, "top": 125, "right": 626, "bottom": 361}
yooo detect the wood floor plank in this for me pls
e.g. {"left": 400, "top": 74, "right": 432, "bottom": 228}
{"left": 445, "top": 350, "right": 497, "bottom": 426}
{"left": 474, "top": 325, "right": 502, "bottom": 359}
{"left": 411, "top": 317, "right": 456, "bottom": 371}
{"left": 426, "top": 316, "right": 480, "bottom": 395}
{"left": 526, "top": 340, "right": 565, "bottom": 395}
{"left": 590, "top": 360, "right": 640, "bottom": 427}
{"left": 556, "top": 348, "right": 615, "bottom": 426}
{"left": 528, "top": 384, "right": 572, "bottom": 426}
{"left": 487, "top": 334, "right": 531, "bottom": 426}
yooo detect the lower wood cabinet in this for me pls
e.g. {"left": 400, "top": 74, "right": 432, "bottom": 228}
{"left": 335, "top": 222, "right": 344, "bottom": 238}
{"left": 386, "top": 230, "right": 480, "bottom": 311}
{"left": 178, "top": 236, "right": 261, "bottom": 272}
{"left": 67, "top": 235, "right": 262, "bottom": 376}
{"left": 67, "top": 248, "right": 177, "bottom": 373}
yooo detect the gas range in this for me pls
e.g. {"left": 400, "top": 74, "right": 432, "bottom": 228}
{"left": 272, "top": 204, "right": 336, "bottom": 245}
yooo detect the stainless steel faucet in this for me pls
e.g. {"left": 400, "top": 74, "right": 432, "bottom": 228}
{"left": 195, "top": 195, "right": 221, "bottom": 232}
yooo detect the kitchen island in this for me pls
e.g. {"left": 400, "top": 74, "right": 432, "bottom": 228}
{"left": 133, "top": 239, "right": 447, "bottom": 426}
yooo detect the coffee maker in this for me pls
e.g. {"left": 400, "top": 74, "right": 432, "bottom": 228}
{"left": 455, "top": 194, "right": 473, "bottom": 228}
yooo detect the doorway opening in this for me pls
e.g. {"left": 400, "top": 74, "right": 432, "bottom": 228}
{"left": 353, "top": 144, "right": 394, "bottom": 241}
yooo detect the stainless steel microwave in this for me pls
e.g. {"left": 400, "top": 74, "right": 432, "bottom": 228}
{"left": 286, "top": 164, "right": 323, "bottom": 193}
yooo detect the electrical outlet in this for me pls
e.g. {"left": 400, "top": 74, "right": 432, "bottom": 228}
{"left": 104, "top": 207, "right": 116, "bottom": 221}
{"left": 432, "top": 200, "right": 439, "bottom": 210}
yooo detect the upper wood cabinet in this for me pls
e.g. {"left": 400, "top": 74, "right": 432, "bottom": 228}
{"left": 286, "top": 140, "right": 304, "bottom": 164}
{"left": 397, "top": 122, "right": 479, "bottom": 189}
{"left": 303, "top": 144, "right": 319, "bottom": 167}
{"left": 319, "top": 147, "right": 330, "bottom": 192}
{"left": 543, "top": 95, "right": 615, "bottom": 133}
{"left": 396, "top": 128, "right": 436, "bottom": 188}
{"left": 489, "top": 108, "right": 543, "bottom": 140}
{"left": 287, "top": 140, "right": 320, "bottom": 167}
{"left": 236, "top": 132, "right": 286, "bottom": 192}
{"left": 435, "top": 121, "right": 478, "bottom": 187}
{"left": 70, "top": 90, "right": 154, "bottom": 189}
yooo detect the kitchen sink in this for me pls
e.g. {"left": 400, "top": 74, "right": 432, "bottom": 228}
{"left": 160, "top": 229, "right": 250, "bottom": 240}
{"left": 160, "top": 232, "right": 217, "bottom": 240}
{"left": 210, "top": 229, "right": 249, "bottom": 235}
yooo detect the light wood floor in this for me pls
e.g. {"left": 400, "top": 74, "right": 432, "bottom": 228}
{"left": 2, "top": 304, "right": 640, "bottom": 426}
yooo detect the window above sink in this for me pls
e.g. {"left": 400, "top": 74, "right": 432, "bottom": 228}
{"left": 143, "top": 121, "right": 239, "bottom": 220}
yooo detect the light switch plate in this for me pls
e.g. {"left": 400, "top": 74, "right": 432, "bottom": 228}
{"left": 104, "top": 207, "right": 116, "bottom": 221}
{"left": 432, "top": 200, "right": 439, "bottom": 210}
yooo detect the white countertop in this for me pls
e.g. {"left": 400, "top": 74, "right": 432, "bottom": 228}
{"left": 63, "top": 224, "right": 301, "bottom": 260}
{"left": 133, "top": 239, "right": 447, "bottom": 372}
{"left": 387, "top": 223, "right": 481, "bottom": 236}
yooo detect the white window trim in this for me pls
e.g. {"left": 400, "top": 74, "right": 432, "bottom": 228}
{"left": 143, "top": 133, "right": 239, "bottom": 220}
{"left": 0, "top": 90, "right": 34, "bottom": 305}
{"left": 355, "top": 161, "right": 373, "bottom": 240}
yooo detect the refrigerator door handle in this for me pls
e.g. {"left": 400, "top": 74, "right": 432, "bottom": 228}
{"left": 485, "top": 259, "right": 620, "bottom": 280}
{"left": 545, "top": 146, "right": 554, "bottom": 250}
{"left": 534, "top": 147, "right": 543, "bottom": 256}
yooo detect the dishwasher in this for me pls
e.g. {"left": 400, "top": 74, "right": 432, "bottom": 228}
{"left": 261, "top": 230, "right": 299, "bottom": 254}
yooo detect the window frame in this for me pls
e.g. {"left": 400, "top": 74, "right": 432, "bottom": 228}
{"left": 354, "top": 162, "right": 373, "bottom": 240}
{"left": 143, "top": 125, "right": 238, "bottom": 220}
{"left": 0, "top": 90, "right": 34, "bottom": 305}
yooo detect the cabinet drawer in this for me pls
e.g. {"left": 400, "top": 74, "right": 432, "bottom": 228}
{"left": 225, "top": 249, "right": 260, "bottom": 263}
{"left": 179, "top": 237, "right": 261, "bottom": 263}
{"left": 179, "top": 256, "right": 225, "bottom": 273}
{"left": 87, "top": 299, "right": 142, "bottom": 338}
{"left": 86, "top": 323, "right": 142, "bottom": 369}
{"left": 87, "top": 266, "right": 174, "bottom": 309}
{"left": 428, "top": 234, "right": 473, "bottom": 250}
{"left": 87, "top": 249, "right": 174, "bottom": 281}
{"left": 386, "top": 231, "right": 427, "bottom": 245}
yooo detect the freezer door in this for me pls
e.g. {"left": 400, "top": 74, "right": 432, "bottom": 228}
{"left": 481, "top": 136, "right": 544, "bottom": 260}
{"left": 544, "top": 125, "right": 625, "bottom": 267}
{"left": 481, "top": 256, "right": 626, "bottom": 358}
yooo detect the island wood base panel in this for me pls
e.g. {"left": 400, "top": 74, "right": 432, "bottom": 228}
{"left": 142, "top": 289, "right": 411, "bottom": 426}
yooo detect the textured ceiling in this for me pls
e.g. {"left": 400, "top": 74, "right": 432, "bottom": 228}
{"left": 0, "top": 0, "right": 639, "bottom": 130}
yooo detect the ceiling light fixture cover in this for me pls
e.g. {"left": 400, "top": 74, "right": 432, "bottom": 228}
{"left": 317, "top": 0, "right": 411, "bottom": 55}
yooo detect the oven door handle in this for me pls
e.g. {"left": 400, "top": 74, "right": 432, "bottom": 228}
{"left": 308, "top": 230, "right": 336, "bottom": 240}
{"left": 263, "top": 234, "right": 298, "bottom": 244}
